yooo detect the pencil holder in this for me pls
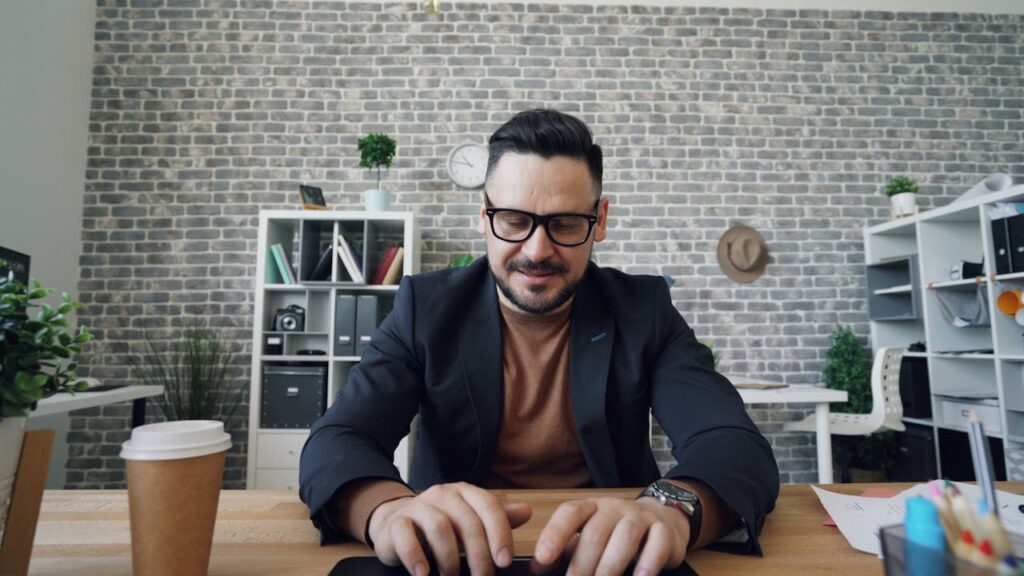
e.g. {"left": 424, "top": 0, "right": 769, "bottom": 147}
{"left": 881, "top": 524, "right": 1009, "bottom": 576}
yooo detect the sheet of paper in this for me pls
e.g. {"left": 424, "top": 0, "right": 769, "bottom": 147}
{"left": 811, "top": 485, "right": 907, "bottom": 555}
{"left": 813, "top": 482, "right": 1024, "bottom": 556}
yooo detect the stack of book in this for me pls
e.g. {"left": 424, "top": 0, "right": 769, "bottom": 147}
{"left": 372, "top": 246, "right": 404, "bottom": 285}
{"left": 336, "top": 234, "right": 364, "bottom": 283}
{"left": 268, "top": 244, "right": 297, "bottom": 284}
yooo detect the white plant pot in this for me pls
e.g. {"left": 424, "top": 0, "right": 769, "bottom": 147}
{"left": 365, "top": 188, "right": 392, "bottom": 212}
{"left": 890, "top": 192, "right": 917, "bottom": 218}
{"left": 0, "top": 416, "right": 27, "bottom": 539}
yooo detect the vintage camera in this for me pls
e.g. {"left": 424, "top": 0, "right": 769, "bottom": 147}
{"left": 273, "top": 304, "right": 305, "bottom": 332}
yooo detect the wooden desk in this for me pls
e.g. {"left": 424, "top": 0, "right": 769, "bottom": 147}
{"left": 28, "top": 483, "right": 1024, "bottom": 576}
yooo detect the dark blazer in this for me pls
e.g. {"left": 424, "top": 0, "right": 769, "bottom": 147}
{"left": 300, "top": 257, "right": 779, "bottom": 553}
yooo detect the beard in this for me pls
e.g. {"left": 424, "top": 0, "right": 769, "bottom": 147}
{"left": 492, "top": 256, "right": 579, "bottom": 315}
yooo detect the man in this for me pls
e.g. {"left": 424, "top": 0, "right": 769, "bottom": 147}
{"left": 300, "top": 109, "right": 779, "bottom": 576}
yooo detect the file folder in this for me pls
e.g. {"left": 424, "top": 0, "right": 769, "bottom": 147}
{"left": 334, "top": 294, "right": 356, "bottom": 356}
{"left": 355, "top": 295, "right": 378, "bottom": 356}
{"left": 991, "top": 218, "right": 1011, "bottom": 275}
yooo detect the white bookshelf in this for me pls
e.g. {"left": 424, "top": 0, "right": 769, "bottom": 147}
{"left": 246, "top": 210, "right": 420, "bottom": 490}
{"left": 865, "top": 185, "right": 1024, "bottom": 481}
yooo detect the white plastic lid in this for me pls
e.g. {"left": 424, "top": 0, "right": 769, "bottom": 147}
{"left": 120, "top": 420, "right": 232, "bottom": 461}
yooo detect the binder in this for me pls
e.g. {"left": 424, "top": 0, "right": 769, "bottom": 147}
{"left": 1008, "top": 214, "right": 1024, "bottom": 273}
{"left": 334, "top": 294, "right": 356, "bottom": 356}
{"left": 991, "top": 218, "right": 1011, "bottom": 275}
{"left": 355, "top": 295, "right": 378, "bottom": 356}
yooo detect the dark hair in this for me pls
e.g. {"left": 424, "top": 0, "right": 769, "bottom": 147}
{"left": 486, "top": 109, "right": 603, "bottom": 197}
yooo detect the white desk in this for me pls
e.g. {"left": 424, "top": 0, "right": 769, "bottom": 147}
{"left": 28, "top": 385, "right": 163, "bottom": 488}
{"left": 32, "top": 385, "right": 164, "bottom": 422}
{"left": 731, "top": 380, "right": 848, "bottom": 484}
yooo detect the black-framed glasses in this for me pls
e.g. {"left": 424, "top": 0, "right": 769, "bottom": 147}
{"left": 484, "top": 194, "right": 600, "bottom": 247}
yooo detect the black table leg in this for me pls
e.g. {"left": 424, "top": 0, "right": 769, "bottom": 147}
{"left": 132, "top": 397, "right": 146, "bottom": 428}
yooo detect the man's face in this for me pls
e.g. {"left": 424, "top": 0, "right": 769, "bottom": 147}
{"left": 477, "top": 153, "right": 608, "bottom": 315}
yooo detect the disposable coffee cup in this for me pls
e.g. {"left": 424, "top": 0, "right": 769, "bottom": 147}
{"left": 121, "top": 420, "right": 231, "bottom": 576}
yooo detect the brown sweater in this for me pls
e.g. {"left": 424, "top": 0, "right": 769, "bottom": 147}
{"left": 331, "top": 299, "right": 591, "bottom": 541}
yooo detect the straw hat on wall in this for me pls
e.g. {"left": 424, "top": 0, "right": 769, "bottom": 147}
{"left": 717, "top": 225, "right": 769, "bottom": 283}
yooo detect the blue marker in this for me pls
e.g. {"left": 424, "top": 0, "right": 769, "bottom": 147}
{"left": 904, "top": 496, "right": 946, "bottom": 576}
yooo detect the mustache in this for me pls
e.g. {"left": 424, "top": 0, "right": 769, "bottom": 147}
{"left": 506, "top": 258, "right": 567, "bottom": 275}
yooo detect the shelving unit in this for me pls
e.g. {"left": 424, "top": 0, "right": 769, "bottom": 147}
{"left": 865, "top": 185, "right": 1024, "bottom": 481}
{"left": 246, "top": 210, "right": 420, "bottom": 490}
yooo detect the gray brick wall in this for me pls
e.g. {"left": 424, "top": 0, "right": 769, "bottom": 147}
{"left": 71, "top": 0, "right": 1024, "bottom": 488}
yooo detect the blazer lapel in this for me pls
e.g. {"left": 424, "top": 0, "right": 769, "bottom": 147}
{"left": 457, "top": 259, "right": 504, "bottom": 481}
{"left": 569, "top": 264, "right": 620, "bottom": 487}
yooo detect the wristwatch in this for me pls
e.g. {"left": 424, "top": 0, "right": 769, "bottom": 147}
{"left": 638, "top": 480, "right": 702, "bottom": 550}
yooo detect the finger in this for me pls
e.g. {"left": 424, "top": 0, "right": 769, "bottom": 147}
{"left": 461, "top": 487, "right": 518, "bottom": 568}
{"left": 529, "top": 533, "right": 579, "bottom": 575}
{"left": 634, "top": 521, "right": 677, "bottom": 576}
{"left": 595, "top": 517, "right": 646, "bottom": 576}
{"left": 505, "top": 502, "right": 533, "bottom": 529}
{"left": 534, "top": 500, "right": 597, "bottom": 566}
{"left": 565, "top": 510, "right": 616, "bottom": 576}
{"left": 389, "top": 515, "right": 431, "bottom": 576}
{"left": 410, "top": 506, "right": 461, "bottom": 576}
{"left": 440, "top": 491, "right": 495, "bottom": 576}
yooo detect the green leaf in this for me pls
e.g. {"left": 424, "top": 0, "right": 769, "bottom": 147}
{"left": 448, "top": 254, "right": 474, "bottom": 268}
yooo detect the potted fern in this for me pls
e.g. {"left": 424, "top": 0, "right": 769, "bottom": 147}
{"left": 358, "top": 133, "right": 397, "bottom": 211}
{"left": 0, "top": 273, "right": 92, "bottom": 532}
{"left": 885, "top": 175, "right": 919, "bottom": 218}
{"left": 123, "top": 323, "right": 243, "bottom": 426}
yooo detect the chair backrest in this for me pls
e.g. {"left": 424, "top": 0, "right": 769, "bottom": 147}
{"left": 869, "top": 347, "right": 906, "bottom": 432}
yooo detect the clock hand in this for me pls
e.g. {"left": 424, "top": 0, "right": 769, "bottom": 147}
{"left": 452, "top": 159, "right": 473, "bottom": 167}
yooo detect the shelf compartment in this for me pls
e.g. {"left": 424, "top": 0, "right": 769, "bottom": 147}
{"left": 927, "top": 355, "right": 997, "bottom": 399}
{"left": 1002, "top": 360, "right": 1024, "bottom": 412}
{"left": 866, "top": 256, "right": 920, "bottom": 321}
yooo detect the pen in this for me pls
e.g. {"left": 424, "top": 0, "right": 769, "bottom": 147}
{"left": 968, "top": 411, "right": 999, "bottom": 515}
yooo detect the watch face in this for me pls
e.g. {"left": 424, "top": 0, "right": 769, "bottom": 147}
{"left": 446, "top": 142, "right": 488, "bottom": 189}
{"left": 657, "top": 481, "right": 698, "bottom": 503}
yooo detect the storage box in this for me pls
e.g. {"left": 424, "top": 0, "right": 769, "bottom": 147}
{"left": 260, "top": 364, "right": 327, "bottom": 429}
{"left": 938, "top": 396, "right": 1002, "bottom": 434}
{"left": 880, "top": 524, "right": 1003, "bottom": 576}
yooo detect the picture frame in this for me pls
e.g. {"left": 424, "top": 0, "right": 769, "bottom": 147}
{"left": 298, "top": 185, "right": 327, "bottom": 210}
{"left": 0, "top": 246, "right": 30, "bottom": 285}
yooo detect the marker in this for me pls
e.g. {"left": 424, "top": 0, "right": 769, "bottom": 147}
{"left": 904, "top": 496, "right": 947, "bottom": 576}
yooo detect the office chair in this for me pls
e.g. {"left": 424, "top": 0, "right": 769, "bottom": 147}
{"left": 784, "top": 347, "right": 906, "bottom": 480}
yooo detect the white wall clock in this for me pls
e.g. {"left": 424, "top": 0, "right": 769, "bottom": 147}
{"left": 445, "top": 142, "right": 488, "bottom": 189}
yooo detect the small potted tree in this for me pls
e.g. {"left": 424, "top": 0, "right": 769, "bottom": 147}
{"left": 358, "top": 133, "right": 397, "bottom": 211}
{"left": 885, "top": 175, "right": 919, "bottom": 218}
{"left": 0, "top": 273, "right": 92, "bottom": 531}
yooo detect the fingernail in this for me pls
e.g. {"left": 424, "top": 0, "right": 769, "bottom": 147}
{"left": 636, "top": 569, "right": 651, "bottom": 576}
{"left": 414, "top": 561, "right": 428, "bottom": 576}
{"left": 497, "top": 547, "right": 512, "bottom": 567}
{"left": 536, "top": 542, "right": 553, "bottom": 564}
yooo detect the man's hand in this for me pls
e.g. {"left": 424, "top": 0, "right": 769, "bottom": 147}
{"left": 367, "top": 482, "right": 533, "bottom": 576}
{"left": 531, "top": 497, "right": 690, "bottom": 576}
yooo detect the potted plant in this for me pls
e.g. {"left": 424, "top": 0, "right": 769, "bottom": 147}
{"left": 358, "top": 133, "right": 397, "bottom": 211}
{"left": 885, "top": 175, "right": 919, "bottom": 218}
{"left": 123, "top": 322, "right": 243, "bottom": 426}
{"left": 824, "top": 326, "right": 898, "bottom": 482}
{"left": 0, "top": 273, "right": 92, "bottom": 531}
